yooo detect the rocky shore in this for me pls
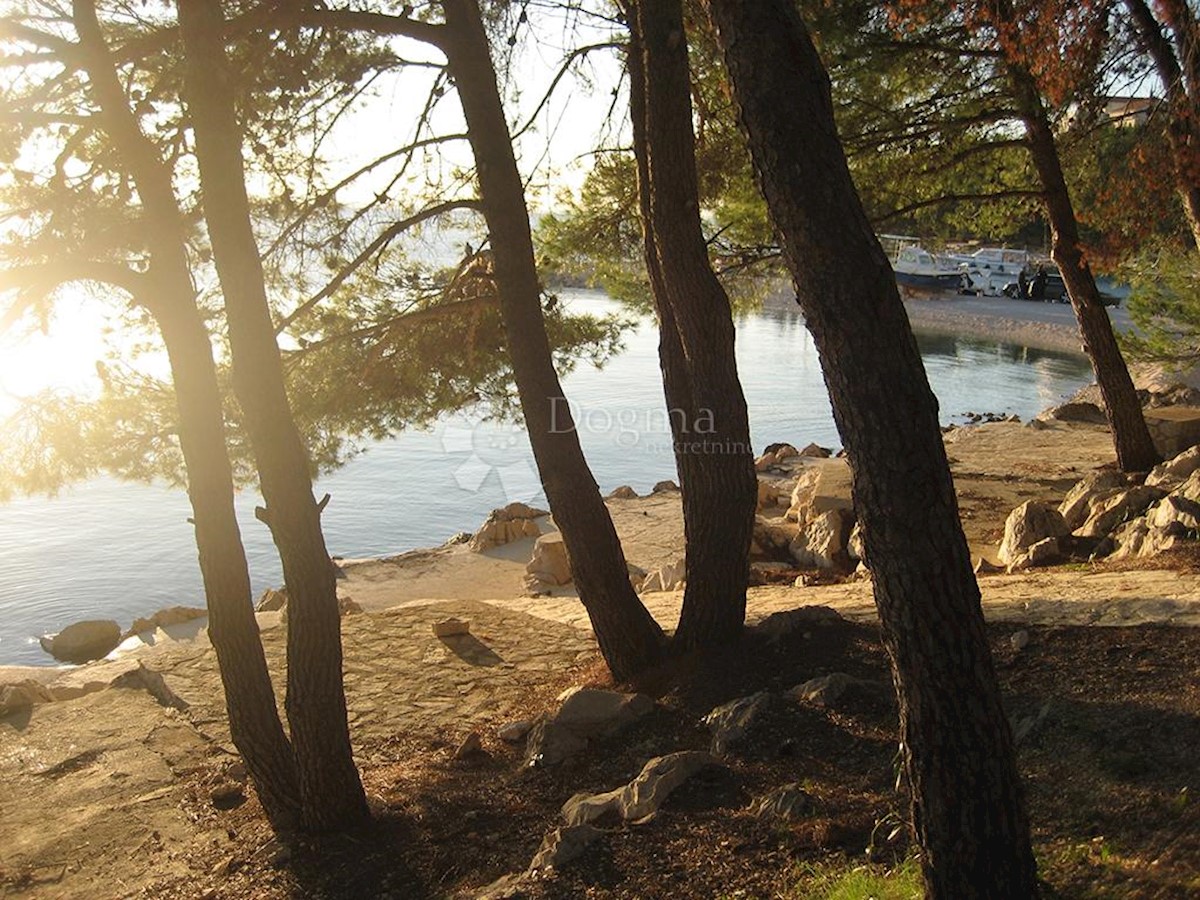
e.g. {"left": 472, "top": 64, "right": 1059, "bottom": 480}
{"left": 7, "top": 296, "right": 1200, "bottom": 897}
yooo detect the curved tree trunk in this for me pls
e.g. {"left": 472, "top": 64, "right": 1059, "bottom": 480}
{"left": 702, "top": 2, "right": 1040, "bottom": 896}
{"left": 1124, "top": 0, "right": 1200, "bottom": 250}
{"left": 625, "top": 0, "right": 757, "bottom": 651}
{"left": 440, "top": 0, "right": 667, "bottom": 681}
{"left": 176, "top": 0, "right": 369, "bottom": 833}
{"left": 1004, "top": 56, "right": 1160, "bottom": 473}
{"left": 71, "top": 0, "right": 300, "bottom": 831}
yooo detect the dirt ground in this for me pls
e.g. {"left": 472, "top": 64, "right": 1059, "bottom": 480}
{"left": 3, "top": 418, "right": 1200, "bottom": 899}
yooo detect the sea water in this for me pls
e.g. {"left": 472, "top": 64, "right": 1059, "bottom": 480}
{"left": 0, "top": 290, "right": 1092, "bottom": 665}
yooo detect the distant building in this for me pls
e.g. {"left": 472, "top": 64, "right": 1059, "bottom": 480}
{"left": 1100, "top": 95, "right": 1160, "bottom": 127}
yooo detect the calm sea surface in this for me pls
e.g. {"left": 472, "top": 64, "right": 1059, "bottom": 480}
{"left": 0, "top": 291, "right": 1093, "bottom": 665}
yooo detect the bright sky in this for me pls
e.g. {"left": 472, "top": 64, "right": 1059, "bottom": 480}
{"left": 0, "top": 5, "right": 628, "bottom": 410}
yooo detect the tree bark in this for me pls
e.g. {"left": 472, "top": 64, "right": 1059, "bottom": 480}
{"left": 1002, "top": 54, "right": 1160, "bottom": 473}
{"left": 440, "top": 0, "right": 667, "bottom": 681}
{"left": 625, "top": 0, "right": 757, "bottom": 651}
{"left": 71, "top": 0, "right": 301, "bottom": 831}
{"left": 176, "top": 0, "right": 369, "bottom": 832}
{"left": 702, "top": 2, "right": 1040, "bottom": 896}
{"left": 1124, "top": 0, "right": 1200, "bottom": 249}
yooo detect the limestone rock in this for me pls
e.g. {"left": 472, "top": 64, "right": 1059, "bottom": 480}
{"left": 1146, "top": 494, "right": 1200, "bottom": 533}
{"left": 525, "top": 532, "right": 572, "bottom": 586}
{"left": 454, "top": 732, "right": 483, "bottom": 760}
{"left": 256, "top": 588, "right": 288, "bottom": 612}
{"left": 754, "top": 452, "right": 778, "bottom": 472}
{"left": 751, "top": 516, "right": 794, "bottom": 561}
{"left": 1076, "top": 486, "right": 1165, "bottom": 538}
{"left": 974, "top": 557, "right": 1003, "bottom": 575}
{"left": 1109, "top": 518, "right": 1151, "bottom": 560}
{"left": 127, "top": 605, "right": 207, "bottom": 638}
{"left": 640, "top": 558, "right": 685, "bottom": 593}
{"left": 702, "top": 691, "right": 770, "bottom": 755}
{"left": 111, "top": 662, "right": 190, "bottom": 711}
{"left": 496, "top": 720, "right": 533, "bottom": 743}
{"left": 790, "top": 672, "right": 882, "bottom": 709}
{"left": 528, "top": 824, "right": 604, "bottom": 872}
{"left": 561, "top": 751, "right": 719, "bottom": 826}
{"left": 774, "top": 444, "right": 799, "bottom": 460}
{"left": 525, "top": 688, "right": 654, "bottom": 766}
{"left": 847, "top": 521, "right": 865, "bottom": 564}
{"left": 1006, "top": 536, "right": 1061, "bottom": 572}
{"left": 474, "top": 873, "right": 529, "bottom": 900}
{"left": 433, "top": 618, "right": 471, "bottom": 638}
{"left": 752, "top": 606, "right": 844, "bottom": 642}
{"left": 39, "top": 619, "right": 121, "bottom": 664}
{"left": 997, "top": 501, "right": 1068, "bottom": 565}
{"left": 0, "top": 680, "right": 53, "bottom": 717}
{"left": 1144, "top": 406, "right": 1200, "bottom": 458}
{"left": 608, "top": 485, "right": 638, "bottom": 499}
{"left": 751, "top": 784, "right": 814, "bottom": 822}
{"left": 789, "top": 508, "right": 854, "bottom": 570}
{"left": 756, "top": 479, "right": 781, "bottom": 511}
{"left": 652, "top": 480, "right": 679, "bottom": 493}
{"left": 798, "top": 443, "right": 831, "bottom": 458}
{"left": 1146, "top": 445, "right": 1200, "bottom": 489}
{"left": 469, "top": 502, "right": 547, "bottom": 551}
{"left": 1043, "top": 401, "right": 1107, "bottom": 424}
{"left": 1058, "top": 470, "right": 1126, "bottom": 531}
{"left": 786, "top": 459, "right": 853, "bottom": 525}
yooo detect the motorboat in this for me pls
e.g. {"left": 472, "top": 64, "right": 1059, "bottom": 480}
{"left": 882, "top": 235, "right": 962, "bottom": 295}
{"left": 946, "top": 246, "right": 1035, "bottom": 296}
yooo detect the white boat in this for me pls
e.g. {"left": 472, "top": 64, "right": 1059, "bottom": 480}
{"left": 946, "top": 247, "right": 1035, "bottom": 296}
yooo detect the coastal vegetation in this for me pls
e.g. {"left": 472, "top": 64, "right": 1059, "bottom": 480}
{"left": 1, "top": 0, "right": 1199, "bottom": 897}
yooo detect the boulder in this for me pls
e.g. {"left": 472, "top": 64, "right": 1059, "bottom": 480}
{"left": 126, "top": 605, "right": 207, "bottom": 637}
{"left": 1172, "top": 468, "right": 1200, "bottom": 505}
{"left": 525, "top": 533, "right": 572, "bottom": 586}
{"left": 1076, "top": 486, "right": 1165, "bottom": 538}
{"left": 847, "top": 521, "right": 865, "bottom": 564}
{"left": 608, "top": 485, "right": 639, "bottom": 500}
{"left": 528, "top": 824, "right": 604, "bottom": 872}
{"left": 1109, "top": 518, "right": 1151, "bottom": 560}
{"left": 1146, "top": 445, "right": 1200, "bottom": 489}
{"left": 561, "top": 751, "right": 719, "bottom": 826}
{"left": 1143, "top": 407, "right": 1200, "bottom": 458}
{"left": 751, "top": 784, "right": 814, "bottom": 822}
{"left": 1146, "top": 494, "right": 1200, "bottom": 534}
{"left": 1006, "top": 536, "right": 1061, "bottom": 572}
{"left": 789, "top": 508, "right": 854, "bottom": 570}
{"left": 524, "top": 688, "right": 655, "bottom": 767}
{"left": 640, "top": 558, "right": 685, "bottom": 593}
{"left": 469, "top": 502, "right": 547, "bottom": 551}
{"left": 997, "top": 501, "right": 1068, "bottom": 565}
{"left": 798, "top": 443, "right": 831, "bottom": 458}
{"left": 496, "top": 720, "right": 533, "bottom": 743}
{"left": 1058, "top": 470, "right": 1126, "bottom": 531}
{"left": 751, "top": 516, "right": 794, "bottom": 561}
{"left": 754, "top": 452, "right": 778, "bottom": 472}
{"left": 773, "top": 444, "right": 800, "bottom": 461}
{"left": 652, "top": 480, "right": 679, "bottom": 493}
{"left": 453, "top": 732, "right": 483, "bottom": 760}
{"left": 256, "top": 588, "right": 288, "bottom": 612}
{"left": 1043, "top": 401, "right": 1108, "bottom": 424}
{"left": 701, "top": 691, "right": 770, "bottom": 756}
{"left": 39, "top": 619, "right": 121, "bottom": 664}
{"left": 751, "top": 606, "right": 844, "bottom": 642}
{"left": 756, "top": 479, "right": 781, "bottom": 511}
{"left": 786, "top": 459, "right": 853, "bottom": 525}
{"left": 0, "top": 680, "right": 53, "bottom": 718}
{"left": 790, "top": 672, "right": 883, "bottom": 709}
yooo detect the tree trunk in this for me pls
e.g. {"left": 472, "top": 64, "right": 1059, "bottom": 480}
{"left": 625, "top": 0, "right": 757, "bottom": 651}
{"left": 71, "top": 0, "right": 300, "bottom": 831}
{"left": 1124, "top": 0, "right": 1200, "bottom": 250}
{"left": 702, "top": 2, "right": 1041, "bottom": 896}
{"left": 1004, "top": 57, "right": 1161, "bottom": 473}
{"left": 437, "top": 0, "right": 670, "bottom": 681}
{"left": 176, "top": 0, "right": 369, "bottom": 832}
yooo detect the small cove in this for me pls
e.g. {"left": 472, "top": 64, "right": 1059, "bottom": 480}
{"left": 0, "top": 290, "right": 1094, "bottom": 665}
